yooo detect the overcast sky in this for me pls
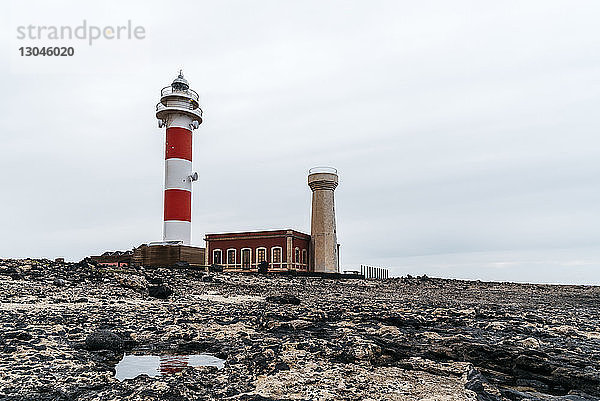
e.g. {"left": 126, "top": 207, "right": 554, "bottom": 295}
{"left": 2, "top": 1, "right": 600, "bottom": 284}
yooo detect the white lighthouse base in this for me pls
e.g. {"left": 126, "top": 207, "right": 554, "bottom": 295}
{"left": 163, "top": 220, "right": 191, "bottom": 245}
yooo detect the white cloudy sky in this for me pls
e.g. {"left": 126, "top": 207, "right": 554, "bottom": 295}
{"left": 1, "top": 0, "right": 600, "bottom": 284}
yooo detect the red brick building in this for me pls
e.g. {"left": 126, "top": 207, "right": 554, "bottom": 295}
{"left": 204, "top": 230, "right": 310, "bottom": 272}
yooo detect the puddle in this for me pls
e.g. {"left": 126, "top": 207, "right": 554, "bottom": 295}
{"left": 114, "top": 354, "right": 225, "bottom": 381}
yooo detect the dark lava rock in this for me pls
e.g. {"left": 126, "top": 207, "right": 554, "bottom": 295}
{"left": 465, "top": 366, "right": 502, "bottom": 401}
{"left": 11, "top": 269, "right": 24, "bottom": 280}
{"left": 3, "top": 345, "right": 17, "bottom": 353}
{"left": 239, "top": 396, "right": 291, "bottom": 401}
{"left": 148, "top": 285, "right": 173, "bottom": 299}
{"left": 272, "top": 361, "right": 290, "bottom": 374}
{"left": 53, "top": 278, "right": 67, "bottom": 287}
{"left": 177, "top": 340, "right": 214, "bottom": 353}
{"left": 266, "top": 294, "right": 301, "bottom": 305}
{"left": 5, "top": 331, "right": 32, "bottom": 341}
{"left": 145, "top": 276, "right": 163, "bottom": 285}
{"left": 16, "top": 331, "right": 33, "bottom": 341}
{"left": 209, "top": 264, "right": 224, "bottom": 272}
{"left": 84, "top": 330, "right": 124, "bottom": 351}
{"left": 258, "top": 261, "right": 268, "bottom": 274}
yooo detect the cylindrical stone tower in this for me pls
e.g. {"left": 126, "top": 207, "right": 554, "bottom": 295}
{"left": 155, "top": 72, "right": 203, "bottom": 244}
{"left": 308, "top": 167, "right": 339, "bottom": 273}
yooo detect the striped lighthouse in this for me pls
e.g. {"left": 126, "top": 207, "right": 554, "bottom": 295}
{"left": 155, "top": 72, "right": 203, "bottom": 245}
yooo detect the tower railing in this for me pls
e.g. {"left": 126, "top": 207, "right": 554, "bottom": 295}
{"left": 160, "top": 86, "right": 199, "bottom": 101}
{"left": 156, "top": 102, "right": 203, "bottom": 117}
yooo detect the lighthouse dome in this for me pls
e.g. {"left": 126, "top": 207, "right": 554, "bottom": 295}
{"left": 171, "top": 71, "right": 189, "bottom": 91}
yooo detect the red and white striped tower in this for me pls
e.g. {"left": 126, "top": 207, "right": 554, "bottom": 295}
{"left": 155, "top": 72, "right": 203, "bottom": 245}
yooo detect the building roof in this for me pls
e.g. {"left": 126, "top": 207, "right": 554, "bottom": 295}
{"left": 99, "top": 250, "right": 133, "bottom": 257}
{"left": 205, "top": 229, "right": 310, "bottom": 241}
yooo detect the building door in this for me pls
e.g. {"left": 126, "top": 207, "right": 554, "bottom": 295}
{"left": 213, "top": 249, "right": 222, "bottom": 265}
{"left": 242, "top": 249, "right": 251, "bottom": 269}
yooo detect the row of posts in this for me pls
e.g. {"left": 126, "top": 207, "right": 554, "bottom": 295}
{"left": 361, "top": 265, "right": 389, "bottom": 279}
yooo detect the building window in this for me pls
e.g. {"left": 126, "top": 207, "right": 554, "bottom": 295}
{"left": 213, "top": 249, "right": 222, "bottom": 265}
{"left": 295, "top": 247, "right": 300, "bottom": 267}
{"left": 241, "top": 248, "right": 251, "bottom": 269}
{"left": 302, "top": 249, "right": 307, "bottom": 265}
{"left": 271, "top": 247, "right": 282, "bottom": 268}
{"left": 256, "top": 247, "right": 266, "bottom": 264}
{"left": 227, "top": 249, "right": 236, "bottom": 266}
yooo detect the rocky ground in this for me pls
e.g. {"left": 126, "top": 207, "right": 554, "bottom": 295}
{"left": 1, "top": 259, "right": 599, "bottom": 401}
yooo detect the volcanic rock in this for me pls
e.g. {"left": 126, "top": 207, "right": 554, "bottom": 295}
{"left": 266, "top": 294, "right": 301, "bottom": 305}
{"left": 85, "top": 330, "right": 124, "bottom": 351}
{"left": 148, "top": 284, "right": 173, "bottom": 299}
{"left": 53, "top": 278, "right": 67, "bottom": 287}
{"left": 117, "top": 274, "right": 147, "bottom": 292}
{"left": 1, "top": 258, "right": 600, "bottom": 400}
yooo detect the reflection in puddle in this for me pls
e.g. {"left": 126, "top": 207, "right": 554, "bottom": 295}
{"left": 115, "top": 354, "right": 225, "bottom": 381}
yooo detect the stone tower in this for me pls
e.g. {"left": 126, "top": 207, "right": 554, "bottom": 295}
{"left": 308, "top": 167, "right": 339, "bottom": 273}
